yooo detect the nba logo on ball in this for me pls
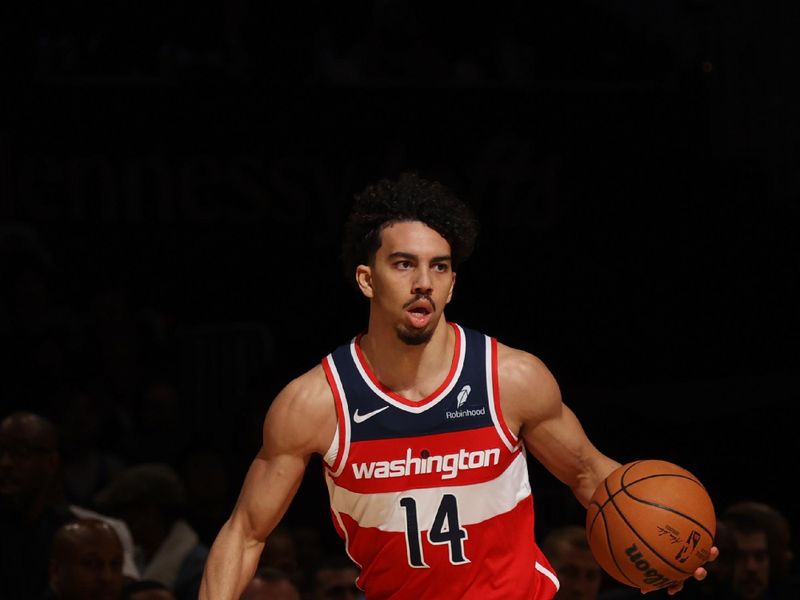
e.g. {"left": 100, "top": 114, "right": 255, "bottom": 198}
{"left": 586, "top": 460, "right": 716, "bottom": 592}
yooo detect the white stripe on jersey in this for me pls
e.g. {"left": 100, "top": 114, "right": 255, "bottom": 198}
{"left": 349, "top": 324, "right": 468, "bottom": 413}
{"left": 484, "top": 335, "right": 520, "bottom": 452}
{"left": 326, "top": 450, "right": 531, "bottom": 532}
{"left": 323, "top": 427, "right": 339, "bottom": 468}
{"left": 324, "top": 356, "right": 351, "bottom": 477}
{"left": 536, "top": 561, "right": 560, "bottom": 590}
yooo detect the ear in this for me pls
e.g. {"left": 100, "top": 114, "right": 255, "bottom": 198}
{"left": 445, "top": 272, "right": 456, "bottom": 304}
{"left": 356, "top": 265, "right": 374, "bottom": 299}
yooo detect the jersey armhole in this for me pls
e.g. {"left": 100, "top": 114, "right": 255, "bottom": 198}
{"left": 321, "top": 355, "right": 349, "bottom": 476}
{"left": 323, "top": 427, "right": 339, "bottom": 467}
{"left": 486, "top": 336, "right": 520, "bottom": 451}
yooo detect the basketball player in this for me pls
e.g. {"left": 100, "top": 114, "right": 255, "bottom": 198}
{"left": 199, "top": 172, "right": 717, "bottom": 599}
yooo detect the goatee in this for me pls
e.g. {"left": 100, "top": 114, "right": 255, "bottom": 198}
{"left": 397, "top": 326, "right": 434, "bottom": 346}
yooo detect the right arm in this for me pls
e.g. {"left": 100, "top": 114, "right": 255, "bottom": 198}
{"left": 199, "top": 365, "right": 337, "bottom": 600}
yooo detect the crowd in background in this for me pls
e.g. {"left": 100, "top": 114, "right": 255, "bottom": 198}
{"left": 2, "top": 212, "right": 799, "bottom": 600}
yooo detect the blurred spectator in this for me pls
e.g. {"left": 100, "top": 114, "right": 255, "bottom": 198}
{"left": 241, "top": 567, "right": 300, "bottom": 600}
{"left": 94, "top": 462, "right": 208, "bottom": 600}
{"left": 53, "top": 385, "right": 126, "bottom": 507}
{"left": 311, "top": 554, "right": 361, "bottom": 600}
{"left": 721, "top": 502, "right": 800, "bottom": 600}
{"left": 542, "top": 525, "right": 603, "bottom": 600}
{"left": 260, "top": 524, "right": 302, "bottom": 588}
{"left": 0, "top": 224, "right": 84, "bottom": 411}
{"left": 84, "top": 284, "right": 146, "bottom": 410}
{"left": 293, "top": 526, "right": 325, "bottom": 589}
{"left": 0, "top": 410, "right": 69, "bottom": 599}
{"left": 120, "top": 380, "right": 191, "bottom": 467}
{"left": 46, "top": 518, "right": 124, "bottom": 600}
{"left": 179, "top": 446, "right": 231, "bottom": 547}
{"left": 0, "top": 411, "right": 137, "bottom": 598}
{"left": 81, "top": 279, "right": 177, "bottom": 421}
{"left": 121, "top": 579, "right": 177, "bottom": 600}
{"left": 723, "top": 501, "right": 794, "bottom": 583}
{"left": 69, "top": 503, "right": 139, "bottom": 581}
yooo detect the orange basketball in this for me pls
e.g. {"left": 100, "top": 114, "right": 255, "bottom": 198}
{"left": 585, "top": 460, "right": 716, "bottom": 593}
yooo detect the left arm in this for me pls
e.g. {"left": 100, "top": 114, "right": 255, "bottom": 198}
{"left": 497, "top": 343, "right": 717, "bottom": 594}
{"left": 496, "top": 343, "right": 619, "bottom": 506}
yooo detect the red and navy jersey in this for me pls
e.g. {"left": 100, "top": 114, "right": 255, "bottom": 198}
{"left": 320, "top": 322, "right": 559, "bottom": 600}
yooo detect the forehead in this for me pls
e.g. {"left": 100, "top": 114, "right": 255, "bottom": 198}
{"left": 0, "top": 417, "right": 53, "bottom": 447}
{"left": 377, "top": 221, "right": 451, "bottom": 257}
{"left": 71, "top": 528, "right": 123, "bottom": 555}
{"left": 734, "top": 530, "right": 768, "bottom": 550}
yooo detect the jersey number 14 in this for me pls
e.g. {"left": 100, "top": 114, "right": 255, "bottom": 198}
{"left": 399, "top": 494, "right": 469, "bottom": 567}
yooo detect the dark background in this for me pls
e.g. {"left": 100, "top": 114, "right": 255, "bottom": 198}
{"left": 1, "top": 0, "right": 798, "bottom": 556}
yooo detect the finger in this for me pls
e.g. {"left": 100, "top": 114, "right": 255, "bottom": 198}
{"left": 666, "top": 582, "right": 683, "bottom": 595}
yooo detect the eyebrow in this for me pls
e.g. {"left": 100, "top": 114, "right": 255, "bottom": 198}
{"left": 387, "top": 252, "right": 452, "bottom": 263}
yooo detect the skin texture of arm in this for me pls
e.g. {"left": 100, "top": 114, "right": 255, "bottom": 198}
{"left": 198, "top": 365, "right": 336, "bottom": 600}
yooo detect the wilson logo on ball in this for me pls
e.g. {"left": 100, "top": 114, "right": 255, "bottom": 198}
{"left": 625, "top": 543, "right": 679, "bottom": 589}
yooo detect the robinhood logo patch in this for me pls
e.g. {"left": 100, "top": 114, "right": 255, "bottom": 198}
{"left": 456, "top": 385, "right": 471, "bottom": 408}
{"left": 447, "top": 385, "right": 485, "bottom": 419}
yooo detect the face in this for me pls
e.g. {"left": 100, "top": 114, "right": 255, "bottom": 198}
{"left": 314, "top": 567, "right": 361, "bottom": 600}
{"left": 0, "top": 416, "right": 58, "bottom": 512}
{"left": 550, "top": 543, "right": 603, "bottom": 600}
{"left": 241, "top": 577, "right": 300, "bottom": 600}
{"left": 730, "top": 530, "right": 770, "bottom": 600}
{"left": 357, "top": 221, "right": 456, "bottom": 345}
{"left": 50, "top": 527, "right": 124, "bottom": 600}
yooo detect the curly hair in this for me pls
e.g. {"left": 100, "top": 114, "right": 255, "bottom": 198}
{"left": 341, "top": 172, "right": 479, "bottom": 282}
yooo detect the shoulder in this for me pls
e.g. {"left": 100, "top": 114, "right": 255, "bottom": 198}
{"left": 495, "top": 342, "right": 563, "bottom": 431}
{"left": 273, "top": 363, "right": 335, "bottom": 414}
{"left": 263, "top": 363, "right": 337, "bottom": 457}
{"left": 496, "top": 343, "right": 560, "bottom": 400}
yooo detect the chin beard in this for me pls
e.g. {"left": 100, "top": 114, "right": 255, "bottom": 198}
{"left": 396, "top": 325, "right": 434, "bottom": 346}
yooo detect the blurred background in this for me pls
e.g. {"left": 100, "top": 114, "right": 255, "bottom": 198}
{"left": 0, "top": 0, "right": 798, "bottom": 596}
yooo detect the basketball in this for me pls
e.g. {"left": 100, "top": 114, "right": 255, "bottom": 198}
{"left": 585, "top": 460, "right": 716, "bottom": 593}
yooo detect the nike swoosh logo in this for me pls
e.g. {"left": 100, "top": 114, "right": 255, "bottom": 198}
{"left": 353, "top": 406, "right": 389, "bottom": 424}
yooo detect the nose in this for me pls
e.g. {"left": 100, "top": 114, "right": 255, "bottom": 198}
{"left": 412, "top": 268, "right": 433, "bottom": 296}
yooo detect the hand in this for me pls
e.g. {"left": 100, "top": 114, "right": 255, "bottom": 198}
{"left": 662, "top": 546, "right": 720, "bottom": 596}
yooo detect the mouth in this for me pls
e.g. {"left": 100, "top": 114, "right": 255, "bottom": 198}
{"left": 405, "top": 301, "right": 433, "bottom": 328}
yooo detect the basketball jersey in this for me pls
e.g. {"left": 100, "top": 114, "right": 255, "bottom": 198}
{"left": 321, "top": 322, "right": 559, "bottom": 600}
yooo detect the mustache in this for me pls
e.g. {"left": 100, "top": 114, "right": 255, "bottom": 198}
{"left": 403, "top": 294, "right": 436, "bottom": 313}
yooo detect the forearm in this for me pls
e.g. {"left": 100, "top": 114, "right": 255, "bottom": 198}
{"left": 199, "top": 518, "right": 264, "bottom": 600}
{"left": 571, "top": 454, "right": 621, "bottom": 508}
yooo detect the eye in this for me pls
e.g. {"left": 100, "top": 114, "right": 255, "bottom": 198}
{"left": 395, "top": 260, "right": 412, "bottom": 270}
{"left": 433, "top": 263, "right": 449, "bottom": 273}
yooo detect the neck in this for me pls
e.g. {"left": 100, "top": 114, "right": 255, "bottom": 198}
{"left": 360, "top": 316, "right": 453, "bottom": 400}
